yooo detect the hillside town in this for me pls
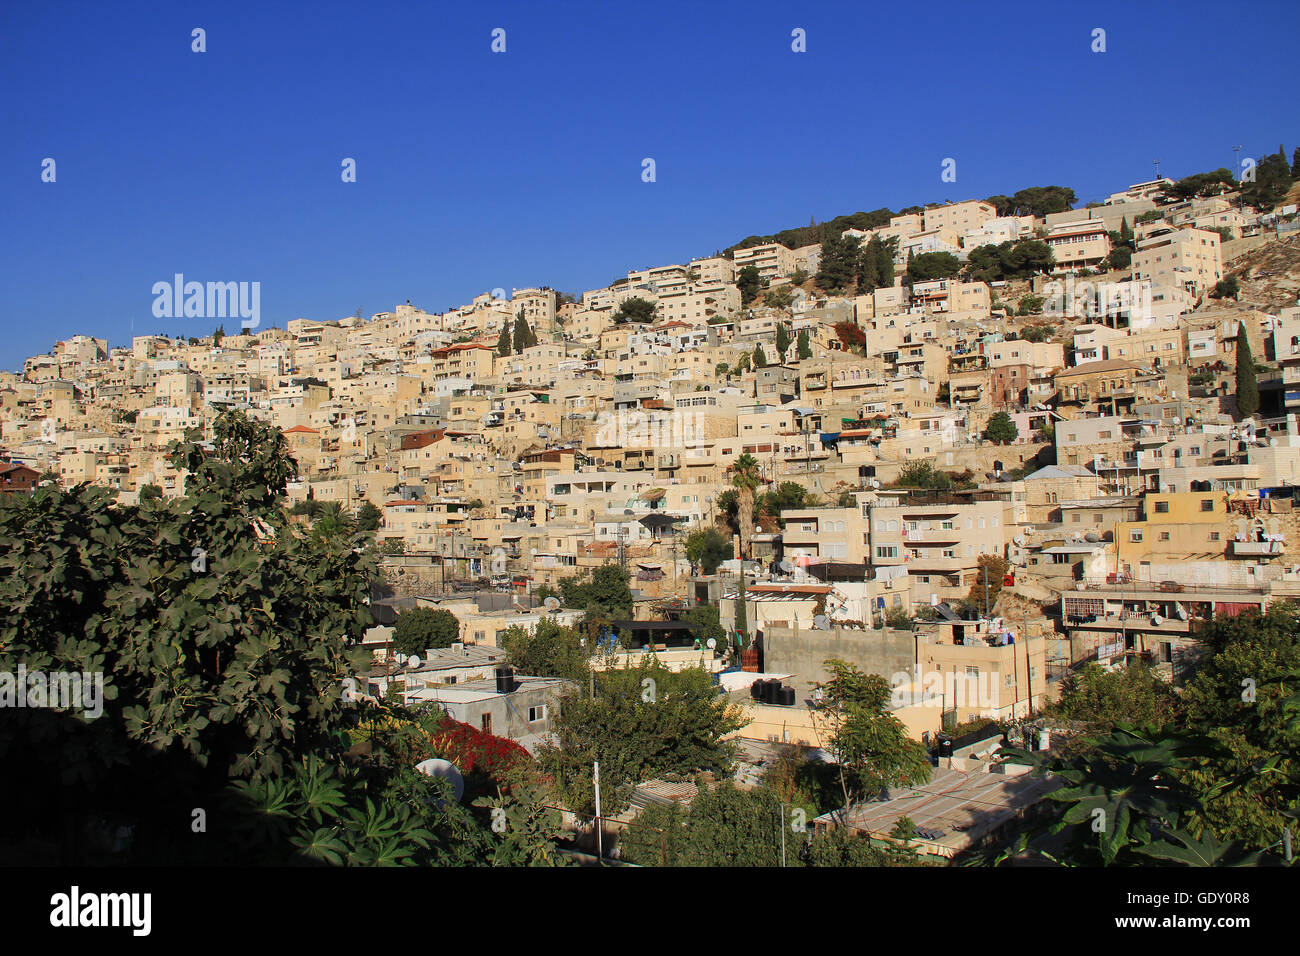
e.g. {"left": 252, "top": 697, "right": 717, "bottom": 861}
{"left": 6, "top": 162, "right": 1300, "bottom": 865}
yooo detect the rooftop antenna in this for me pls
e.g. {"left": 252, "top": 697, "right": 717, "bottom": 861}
{"left": 1231, "top": 145, "right": 1244, "bottom": 180}
{"left": 1152, "top": 159, "right": 1163, "bottom": 179}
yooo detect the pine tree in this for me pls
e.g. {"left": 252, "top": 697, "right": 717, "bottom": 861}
{"left": 1292, "top": 147, "right": 1300, "bottom": 180}
{"left": 753, "top": 344, "right": 767, "bottom": 369}
{"left": 797, "top": 329, "right": 812, "bottom": 360}
{"left": 1236, "top": 327, "right": 1259, "bottom": 420}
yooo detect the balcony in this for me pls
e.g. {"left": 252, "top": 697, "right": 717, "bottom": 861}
{"left": 1230, "top": 539, "right": 1285, "bottom": 557}
{"left": 902, "top": 528, "right": 962, "bottom": 543}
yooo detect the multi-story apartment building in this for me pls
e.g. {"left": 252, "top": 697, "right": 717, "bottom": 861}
{"left": 1044, "top": 220, "right": 1111, "bottom": 272}
{"left": 1132, "top": 226, "right": 1223, "bottom": 299}
{"left": 732, "top": 243, "right": 795, "bottom": 281}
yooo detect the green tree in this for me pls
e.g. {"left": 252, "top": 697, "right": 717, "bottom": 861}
{"left": 1054, "top": 662, "right": 1182, "bottom": 735}
{"left": 1235, "top": 328, "right": 1259, "bottom": 419}
{"left": 499, "top": 617, "right": 592, "bottom": 685}
{"left": 892, "top": 460, "right": 952, "bottom": 491}
{"left": 906, "top": 251, "right": 962, "bottom": 282}
{"left": 614, "top": 296, "right": 658, "bottom": 324}
{"left": 0, "top": 410, "right": 486, "bottom": 863}
{"left": 556, "top": 563, "right": 634, "bottom": 622}
{"left": 1017, "top": 295, "right": 1044, "bottom": 316}
{"left": 512, "top": 312, "right": 535, "bottom": 353}
{"left": 797, "top": 329, "right": 812, "bottom": 360}
{"left": 775, "top": 323, "right": 791, "bottom": 357}
{"left": 1178, "top": 604, "right": 1300, "bottom": 849}
{"left": 355, "top": 501, "right": 382, "bottom": 532}
{"left": 497, "top": 315, "right": 512, "bottom": 356}
{"left": 685, "top": 526, "right": 731, "bottom": 574}
{"left": 985, "top": 186, "right": 1077, "bottom": 218}
{"left": 393, "top": 607, "right": 461, "bottom": 655}
{"left": 1240, "top": 151, "right": 1293, "bottom": 211}
{"left": 138, "top": 483, "right": 163, "bottom": 502}
{"left": 752, "top": 344, "right": 768, "bottom": 368}
{"left": 983, "top": 410, "right": 1019, "bottom": 444}
{"left": 816, "top": 231, "right": 861, "bottom": 293}
{"left": 683, "top": 604, "right": 726, "bottom": 652}
{"left": 815, "top": 660, "right": 931, "bottom": 809}
{"left": 737, "top": 265, "right": 762, "bottom": 305}
{"left": 539, "top": 662, "right": 745, "bottom": 815}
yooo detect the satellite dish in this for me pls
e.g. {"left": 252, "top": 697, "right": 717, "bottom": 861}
{"left": 341, "top": 678, "right": 360, "bottom": 703}
{"left": 813, "top": 615, "right": 829, "bottom": 629}
{"left": 544, "top": 596, "right": 561, "bottom": 612}
{"left": 1084, "top": 532, "right": 1101, "bottom": 543}
{"left": 415, "top": 758, "right": 465, "bottom": 803}
{"left": 1013, "top": 535, "right": 1026, "bottom": 547}
{"left": 706, "top": 638, "right": 717, "bottom": 650}
{"left": 407, "top": 654, "right": 422, "bottom": 668}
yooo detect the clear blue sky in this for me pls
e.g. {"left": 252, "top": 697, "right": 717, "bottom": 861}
{"left": 2, "top": 0, "right": 1296, "bottom": 370}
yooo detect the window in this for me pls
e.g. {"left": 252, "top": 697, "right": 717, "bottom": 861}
{"left": 1209, "top": 531, "right": 1220, "bottom": 542}
{"left": 1159, "top": 532, "right": 1170, "bottom": 541}
{"left": 1130, "top": 531, "right": 1143, "bottom": 542}
{"left": 1200, "top": 499, "right": 1214, "bottom": 512}
{"left": 528, "top": 705, "right": 547, "bottom": 722}
{"left": 1155, "top": 501, "right": 1169, "bottom": 513}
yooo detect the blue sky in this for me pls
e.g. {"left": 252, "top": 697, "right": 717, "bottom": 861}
{"left": 2, "top": 0, "right": 1296, "bottom": 370}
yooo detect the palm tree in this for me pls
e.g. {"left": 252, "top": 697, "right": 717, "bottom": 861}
{"left": 311, "top": 501, "right": 355, "bottom": 542}
{"left": 729, "top": 454, "right": 763, "bottom": 566}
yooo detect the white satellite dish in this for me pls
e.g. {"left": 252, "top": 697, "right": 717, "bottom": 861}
{"left": 813, "top": 615, "right": 829, "bottom": 629}
{"left": 415, "top": 758, "right": 465, "bottom": 803}
{"left": 407, "top": 654, "right": 421, "bottom": 668}
{"left": 544, "top": 596, "right": 561, "bottom": 612}
{"left": 706, "top": 638, "right": 717, "bottom": 650}
{"left": 341, "top": 678, "right": 360, "bottom": 703}
{"left": 1013, "top": 535, "right": 1025, "bottom": 547}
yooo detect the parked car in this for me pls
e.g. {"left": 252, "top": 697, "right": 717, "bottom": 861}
{"left": 1158, "top": 580, "right": 1185, "bottom": 593}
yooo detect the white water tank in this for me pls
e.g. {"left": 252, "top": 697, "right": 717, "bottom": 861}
{"left": 1037, "top": 729, "right": 1050, "bottom": 751}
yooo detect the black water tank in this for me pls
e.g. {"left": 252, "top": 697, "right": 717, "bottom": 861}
{"left": 937, "top": 736, "right": 954, "bottom": 757}
{"left": 764, "top": 681, "right": 780, "bottom": 705}
{"left": 750, "top": 680, "right": 764, "bottom": 700}
{"left": 495, "top": 667, "right": 515, "bottom": 694}
{"left": 779, "top": 685, "right": 796, "bottom": 706}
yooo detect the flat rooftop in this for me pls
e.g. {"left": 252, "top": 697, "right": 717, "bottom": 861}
{"left": 816, "top": 766, "right": 1059, "bottom": 857}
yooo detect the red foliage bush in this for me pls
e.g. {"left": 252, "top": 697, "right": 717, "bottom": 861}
{"left": 428, "top": 716, "right": 529, "bottom": 781}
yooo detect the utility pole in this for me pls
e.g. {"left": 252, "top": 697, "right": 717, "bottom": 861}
{"left": 593, "top": 761, "right": 604, "bottom": 863}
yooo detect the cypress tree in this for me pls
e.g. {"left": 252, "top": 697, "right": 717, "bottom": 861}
{"left": 1236, "top": 327, "right": 1259, "bottom": 420}
{"left": 497, "top": 316, "right": 511, "bottom": 356}
{"left": 775, "top": 323, "right": 791, "bottom": 357}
